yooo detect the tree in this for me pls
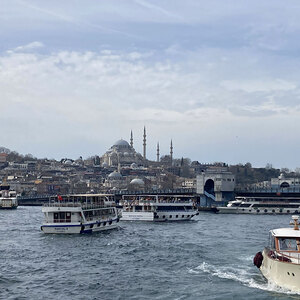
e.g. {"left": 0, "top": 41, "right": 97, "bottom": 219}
{"left": 266, "top": 163, "right": 273, "bottom": 169}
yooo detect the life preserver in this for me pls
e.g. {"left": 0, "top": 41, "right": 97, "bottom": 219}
{"left": 253, "top": 251, "right": 263, "bottom": 268}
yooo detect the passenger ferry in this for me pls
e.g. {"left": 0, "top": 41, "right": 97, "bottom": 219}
{"left": 0, "top": 184, "right": 18, "bottom": 209}
{"left": 41, "top": 194, "right": 119, "bottom": 234}
{"left": 254, "top": 215, "right": 300, "bottom": 292}
{"left": 216, "top": 197, "right": 300, "bottom": 214}
{"left": 119, "top": 194, "right": 198, "bottom": 221}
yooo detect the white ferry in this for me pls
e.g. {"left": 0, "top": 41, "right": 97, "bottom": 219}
{"left": 0, "top": 184, "right": 18, "bottom": 209}
{"left": 254, "top": 215, "right": 300, "bottom": 292}
{"left": 119, "top": 194, "right": 198, "bottom": 221}
{"left": 41, "top": 194, "right": 119, "bottom": 234}
{"left": 216, "top": 197, "right": 300, "bottom": 214}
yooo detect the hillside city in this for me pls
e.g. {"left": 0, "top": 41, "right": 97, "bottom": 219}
{"left": 0, "top": 136, "right": 295, "bottom": 197}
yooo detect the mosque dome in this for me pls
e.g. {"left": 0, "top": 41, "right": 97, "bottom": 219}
{"left": 130, "top": 178, "right": 144, "bottom": 185}
{"left": 113, "top": 139, "right": 130, "bottom": 147}
{"left": 102, "top": 162, "right": 108, "bottom": 167}
{"left": 108, "top": 171, "right": 122, "bottom": 180}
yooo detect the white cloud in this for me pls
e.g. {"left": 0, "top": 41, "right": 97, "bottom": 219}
{"left": 221, "top": 79, "right": 297, "bottom": 93}
{"left": 9, "top": 41, "right": 44, "bottom": 53}
{"left": 0, "top": 45, "right": 300, "bottom": 167}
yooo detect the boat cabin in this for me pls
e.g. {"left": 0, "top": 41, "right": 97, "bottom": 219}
{"left": 268, "top": 216, "right": 300, "bottom": 262}
{"left": 43, "top": 194, "right": 116, "bottom": 224}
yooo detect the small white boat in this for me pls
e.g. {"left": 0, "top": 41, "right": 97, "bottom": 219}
{"left": 254, "top": 215, "right": 300, "bottom": 292}
{"left": 217, "top": 197, "right": 300, "bottom": 214}
{"left": 0, "top": 184, "right": 18, "bottom": 209}
{"left": 119, "top": 194, "right": 198, "bottom": 221}
{"left": 41, "top": 194, "right": 119, "bottom": 234}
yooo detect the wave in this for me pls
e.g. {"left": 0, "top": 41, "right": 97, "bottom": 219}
{"left": 188, "top": 262, "right": 300, "bottom": 296}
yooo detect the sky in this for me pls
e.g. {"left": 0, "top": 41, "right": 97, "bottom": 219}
{"left": 1, "top": 0, "right": 300, "bottom": 169}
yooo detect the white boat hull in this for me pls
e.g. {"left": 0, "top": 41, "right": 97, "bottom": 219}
{"left": 121, "top": 211, "right": 154, "bottom": 221}
{"left": 121, "top": 210, "right": 197, "bottom": 222}
{"left": 217, "top": 207, "right": 300, "bottom": 214}
{"left": 260, "top": 248, "right": 300, "bottom": 292}
{"left": 41, "top": 218, "right": 119, "bottom": 234}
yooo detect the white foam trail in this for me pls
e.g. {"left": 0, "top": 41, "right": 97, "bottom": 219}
{"left": 189, "top": 262, "right": 300, "bottom": 296}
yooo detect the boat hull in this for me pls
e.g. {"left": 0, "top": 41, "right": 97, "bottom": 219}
{"left": 260, "top": 248, "right": 300, "bottom": 292}
{"left": 217, "top": 207, "right": 300, "bottom": 214}
{"left": 121, "top": 211, "right": 154, "bottom": 221}
{"left": 41, "top": 218, "right": 119, "bottom": 234}
{"left": 121, "top": 210, "right": 197, "bottom": 221}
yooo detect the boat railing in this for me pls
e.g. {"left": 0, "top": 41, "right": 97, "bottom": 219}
{"left": 277, "top": 251, "right": 300, "bottom": 264}
{"left": 267, "top": 248, "right": 300, "bottom": 264}
{"left": 120, "top": 199, "right": 193, "bottom": 205}
{"left": 84, "top": 215, "right": 115, "bottom": 221}
{"left": 44, "top": 202, "right": 115, "bottom": 209}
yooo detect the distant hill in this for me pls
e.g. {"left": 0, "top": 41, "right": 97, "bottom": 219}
{"left": 229, "top": 163, "right": 281, "bottom": 187}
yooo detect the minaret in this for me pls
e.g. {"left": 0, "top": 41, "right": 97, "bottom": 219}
{"left": 143, "top": 126, "right": 146, "bottom": 159}
{"left": 130, "top": 130, "right": 133, "bottom": 148}
{"left": 170, "top": 139, "right": 173, "bottom": 165}
{"left": 156, "top": 142, "right": 160, "bottom": 162}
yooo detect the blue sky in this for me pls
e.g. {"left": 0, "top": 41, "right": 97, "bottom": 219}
{"left": 1, "top": 0, "right": 300, "bottom": 168}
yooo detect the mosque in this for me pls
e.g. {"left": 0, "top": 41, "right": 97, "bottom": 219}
{"left": 101, "top": 127, "right": 173, "bottom": 167}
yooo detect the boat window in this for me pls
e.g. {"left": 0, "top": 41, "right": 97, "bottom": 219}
{"left": 66, "top": 212, "right": 71, "bottom": 222}
{"left": 269, "top": 233, "right": 276, "bottom": 249}
{"left": 135, "top": 206, "right": 142, "bottom": 211}
{"left": 278, "top": 238, "right": 297, "bottom": 251}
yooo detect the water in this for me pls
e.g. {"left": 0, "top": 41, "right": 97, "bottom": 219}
{"left": 1, "top": 207, "right": 300, "bottom": 300}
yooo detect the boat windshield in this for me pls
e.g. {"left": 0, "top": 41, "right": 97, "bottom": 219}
{"left": 278, "top": 238, "right": 299, "bottom": 251}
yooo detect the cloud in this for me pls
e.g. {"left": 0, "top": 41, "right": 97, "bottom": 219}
{"left": 0, "top": 45, "right": 300, "bottom": 167}
{"left": 134, "top": 0, "right": 184, "bottom": 22}
{"left": 9, "top": 41, "right": 44, "bottom": 53}
{"left": 221, "top": 79, "right": 297, "bottom": 93}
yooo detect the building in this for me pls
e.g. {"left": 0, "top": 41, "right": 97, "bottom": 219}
{"left": 101, "top": 139, "right": 145, "bottom": 167}
{"left": 271, "top": 174, "right": 300, "bottom": 188}
{"left": 196, "top": 169, "right": 235, "bottom": 202}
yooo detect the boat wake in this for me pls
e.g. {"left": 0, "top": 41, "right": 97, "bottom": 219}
{"left": 189, "top": 262, "right": 300, "bottom": 296}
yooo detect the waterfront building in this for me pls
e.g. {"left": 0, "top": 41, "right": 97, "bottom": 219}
{"left": 271, "top": 174, "right": 300, "bottom": 189}
{"left": 196, "top": 168, "right": 235, "bottom": 203}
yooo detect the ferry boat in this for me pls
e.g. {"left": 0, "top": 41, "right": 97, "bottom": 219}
{"left": 41, "top": 194, "right": 119, "bottom": 234}
{"left": 254, "top": 215, "right": 300, "bottom": 292}
{"left": 0, "top": 184, "right": 18, "bottom": 209}
{"left": 216, "top": 197, "right": 300, "bottom": 214}
{"left": 119, "top": 194, "right": 198, "bottom": 221}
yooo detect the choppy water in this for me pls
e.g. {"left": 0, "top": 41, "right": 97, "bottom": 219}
{"left": 1, "top": 207, "right": 300, "bottom": 300}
